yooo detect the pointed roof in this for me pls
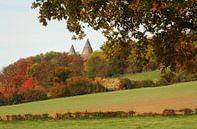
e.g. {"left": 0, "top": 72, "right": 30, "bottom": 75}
{"left": 82, "top": 39, "right": 93, "bottom": 55}
{"left": 68, "top": 45, "right": 76, "bottom": 55}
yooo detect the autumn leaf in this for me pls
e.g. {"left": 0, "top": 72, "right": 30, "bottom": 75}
{"left": 128, "top": 0, "right": 141, "bottom": 11}
{"left": 151, "top": 3, "right": 158, "bottom": 12}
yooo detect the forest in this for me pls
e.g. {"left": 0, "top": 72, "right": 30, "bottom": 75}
{"left": 0, "top": 37, "right": 196, "bottom": 106}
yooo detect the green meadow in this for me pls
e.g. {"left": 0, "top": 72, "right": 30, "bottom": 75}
{"left": 0, "top": 115, "right": 197, "bottom": 129}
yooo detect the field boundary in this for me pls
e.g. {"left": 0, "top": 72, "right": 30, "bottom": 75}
{"left": 1, "top": 108, "right": 197, "bottom": 121}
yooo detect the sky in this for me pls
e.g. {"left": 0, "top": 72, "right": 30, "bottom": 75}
{"left": 0, "top": 0, "right": 106, "bottom": 70}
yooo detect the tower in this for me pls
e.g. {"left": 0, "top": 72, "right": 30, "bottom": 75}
{"left": 82, "top": 39, "right": 93, "bottom": 56}
{"left": 68, "top": 45, "right": 76, "bottom": 55}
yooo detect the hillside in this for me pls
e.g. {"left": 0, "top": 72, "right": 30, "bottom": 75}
{"left": 0, "top": 81, "right": 196, "bottom": 116}
{"left": 113, "top": 70, "right": 161, "bottom": 80}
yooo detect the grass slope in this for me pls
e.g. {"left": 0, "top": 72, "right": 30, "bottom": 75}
{"left": 1, "top": 115, "right": 197, "bottom": 129}
{"left": 113, "top": 70, "right": 161, "bottom": 80}
{"left": 0, "top": 81, "right": 196, "bottom": 115}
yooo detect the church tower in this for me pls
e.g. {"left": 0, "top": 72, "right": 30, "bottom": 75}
{"left": 68, "top": 45, "right": 76, "bottom": 55}
{"left": 82, "top": 39, "right": 93, "bottom": 56}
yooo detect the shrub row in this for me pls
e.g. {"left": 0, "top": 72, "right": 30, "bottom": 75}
{"left": 1, "top": 108, "right": 197, "bottom": 121}
{"left": 98, "top": 78, "right": 120, "bottom": 90}
{"left": 1, "top": 111, "right": 136, "bottom": 121}
{"left": 55, "top": 111, "right": 136, "bottom": 119}
{"left": 161, "top": 71, "right": 197, "bottom": 84}
{"left": 5, "top": 114, "right": 51, "bottom": 121}
{"left": 117, "top": 71, "right": 197, "bottom": 90}
{"left": 162, "top": 108, "right": 196, "bottom": 116}
{"left": 49, "top": 77, "right": 106, "bottom": 98}
{"left": 117, "top": 78, "right": 169, "bottom": 90}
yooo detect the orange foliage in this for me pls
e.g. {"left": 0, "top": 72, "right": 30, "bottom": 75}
{"left": 12, "top": 58, "right": 33, "bottom": 88}
{"left": 151, "top": 3, "right": 159, "bottom": 12}
{"left": 128, "top": 0, "right": 141, "bottom": 11}
{"left": 3, "top": 87, "right": 13, "bottom": 98}
{"left": 20, "top": 78, "right": 34, "bottom": 92}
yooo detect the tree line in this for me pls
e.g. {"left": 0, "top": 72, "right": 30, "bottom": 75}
{"left": 0, "top": 39, "right": 156, "bottom": 105}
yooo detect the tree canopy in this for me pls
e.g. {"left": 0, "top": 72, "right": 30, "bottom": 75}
{"left": 32, "top": 0, "right": 196, "bottom": 39}
{"left": 32, "top": 0, "right": 197, "bottom": 71}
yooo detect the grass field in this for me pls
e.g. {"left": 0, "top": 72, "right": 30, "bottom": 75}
{"left": 0, "top": 81, "right": 196, "bottom": 116}
{"left": 113, "top": 70, "right": 161, "bottom": 80}
{"left": 0, "top": 115, "right": 197, "bottom": 129}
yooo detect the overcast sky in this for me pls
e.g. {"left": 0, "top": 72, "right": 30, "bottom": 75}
{"left": 0, "top": 0, "right": 106, "bottom": 70}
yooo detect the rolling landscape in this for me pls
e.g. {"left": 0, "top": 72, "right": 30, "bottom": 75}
{"left": 0, "top": 80, "right": 197, "bottom": 129}
{"left": 0, "top": 0, "right": 196, "bottom": 129}
{"left": 0, "top": 81, "right": 196, "bottom": 116}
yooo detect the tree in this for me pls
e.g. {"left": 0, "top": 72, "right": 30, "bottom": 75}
{"left": 66, "top": 76, "right": 105, "bottom": 95}
{"left": 12, "top": 58, "right": 33, "bottom": 88}
{"left": 49, "top": 83, "right": 70, "bottom": 98}
{"left": 0, "top": 92, "right": 5, "bottom": 106}
{"left": 11, "top": 92, "right": 23, "bottom": 104}
{"left": 66, "top": 55, "right": 84, "bottom": 76}
{"left": 20, "top": 87, "right": 47, "bottom": 102}
{"left": 84, "top": 52, "right": 110, "bottom": 78}
{"left": 28, "top": 52, "right": 69, "bottom": 87}
{"left": 32, "top": 0, "right": 196, "bottom": 71}
{"left": 28, "top": 61, "right": 51, "bottom": 87}
{"left": 48, "top": 66, "right": 71, "bottom": 85}
{"left": 20, "top": 78, "right": 34, "bottom": 92}
{"left": 128, "top": 38, "right": 156, "bottom": 72}
{"left": 0, "top": 64, "right": 17, "bottom": 97}
{"left": 101, "top": 40, "right": 132, "bottom": 75}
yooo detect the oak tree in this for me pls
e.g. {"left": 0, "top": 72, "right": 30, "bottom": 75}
{"left": 32, "top": 0, "right": 196, "bottom": 71}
